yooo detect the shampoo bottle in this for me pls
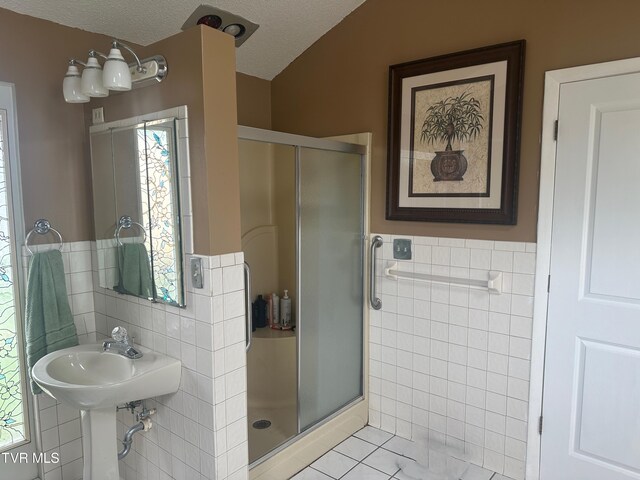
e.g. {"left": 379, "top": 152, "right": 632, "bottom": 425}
{"left": 270, "top": 293, "right": 280, "bottom": 329}
{"left": 266, "top": 295, "right": 273, "bottom": 326}
{"left": 255, "top": 295, "right": 267, "bottom": 328}
{"left": 280, "top": 290, "right": 292, "bottom": 330}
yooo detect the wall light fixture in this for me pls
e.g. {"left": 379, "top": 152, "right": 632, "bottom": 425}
{"left": 63, "top": 40, "right": 168, "bottom": 104}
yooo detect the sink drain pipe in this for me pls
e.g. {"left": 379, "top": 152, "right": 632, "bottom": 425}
{"left": 118, "top": 417, "right": 153, "bottom": 460}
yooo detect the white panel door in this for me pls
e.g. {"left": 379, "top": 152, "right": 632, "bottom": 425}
{"left": 541, "top": 72, "right": 640, "bottom": 479}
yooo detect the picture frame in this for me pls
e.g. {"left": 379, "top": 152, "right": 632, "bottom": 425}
{"left": 386, "top": 40, "right": 525, "bottom": 224}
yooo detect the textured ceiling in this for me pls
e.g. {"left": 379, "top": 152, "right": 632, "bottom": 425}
{"left": 0, "top": 0, "right": 365, "bottom": 80}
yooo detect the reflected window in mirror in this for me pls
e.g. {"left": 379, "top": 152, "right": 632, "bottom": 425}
{"left": 137, "top": 121, "right": 181, "bottom": 305}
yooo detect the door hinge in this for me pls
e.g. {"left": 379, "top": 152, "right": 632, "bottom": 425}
{"left": 547, "top": 275, "right": 551, "bottom": 292}
{"left": 538, "top": 415, "right": 543, "bottom": 434}
{"left": 553, "top": 120, "right": 559, "bottom": 141}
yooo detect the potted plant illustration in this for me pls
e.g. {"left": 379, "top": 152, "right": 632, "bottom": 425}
{"left": 420, "top": 91, "right": 485, "bottom": 181}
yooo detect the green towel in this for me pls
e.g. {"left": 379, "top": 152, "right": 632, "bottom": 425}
{"left": 25, "top": 250, "right": 78, "bottom": 394}
{"left": 114, "top": 243, "right": 153, "bottom": 298}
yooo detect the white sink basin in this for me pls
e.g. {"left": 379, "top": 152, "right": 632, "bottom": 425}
{"left": 32, "top": 342, "right": 182, "bottom": 480}
{"left": 32, "top": 343, "right": 181, "bottom": 410}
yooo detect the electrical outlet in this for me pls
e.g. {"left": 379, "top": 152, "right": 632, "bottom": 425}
{"left": 92, "top": 107, "right": 104, "bottom": 124}
{"left": 190, "top": 257, "right": 203, "bottom": 289}
{"left": 393, "top": 238, "right": 412, "bottom": 260}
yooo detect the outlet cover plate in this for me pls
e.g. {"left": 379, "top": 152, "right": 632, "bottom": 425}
{"left": 92, "top": 107, "right": 104, "bottom": 124}
{"left": 190, "top": 257, "right": 204, "bottom": 289}
{"left": 393, "top": 238, "right": 412, "bottom": 260}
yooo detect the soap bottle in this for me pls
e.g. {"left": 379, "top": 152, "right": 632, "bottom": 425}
{"left": 280, "top": 290, "right": 292, "bottom": 330}
{"left": 266, "top": 295, "right": 273, "bottom": 326}
{"left": 251, "top": 301, "right": 258, "bottom": 331}
{"left": 254, "top": 295, "right": 267, "bottom": 328}
{"left": 270, "top": 293, "right": 280, "bottom": 329}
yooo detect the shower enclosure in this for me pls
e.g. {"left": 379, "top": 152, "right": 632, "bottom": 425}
{"left": 238, "top": 127, "right": 367, "bottom": 469}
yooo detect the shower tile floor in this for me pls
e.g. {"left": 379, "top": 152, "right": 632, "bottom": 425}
{"left": 290, "top": 426, "right": 506, "bottom": 480}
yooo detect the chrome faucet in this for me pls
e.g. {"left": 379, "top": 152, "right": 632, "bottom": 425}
{"left": 103, "top": 326, "right": 143, "bottom": 359}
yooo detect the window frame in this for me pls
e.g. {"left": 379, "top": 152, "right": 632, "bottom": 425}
{"left": 0, "top": 94, "right": 31, "bottom": 454}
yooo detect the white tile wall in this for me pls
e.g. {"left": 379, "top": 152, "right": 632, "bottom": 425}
{"left": 369, "top": 234, "right": 536, "bottom": 480}
{"left": 23, "top": 241, "right": 97, "bottom": 480}
{"left": 91, "top": 251, "right": 248, "bottom": 480}
{"left": 35, "top": 250, "right": 248, "bottom": 480}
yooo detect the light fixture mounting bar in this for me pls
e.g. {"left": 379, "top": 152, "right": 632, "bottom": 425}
{"left": 129, "top": 55, "right": 168, "bottom": 89}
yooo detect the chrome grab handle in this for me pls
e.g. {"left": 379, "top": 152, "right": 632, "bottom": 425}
{"left": 243, "top": 262, "right": 252, "bottom": 352}
{"left": 370, "top": 236, "right": 383, "bottom": 310}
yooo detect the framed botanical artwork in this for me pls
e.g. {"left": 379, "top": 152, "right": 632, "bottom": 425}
{"left": 386, "top": 40, "right": 525, "bottom": 224}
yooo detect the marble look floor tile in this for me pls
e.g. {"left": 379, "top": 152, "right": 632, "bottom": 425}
{"left": 362, "top": 447, "right": 404, "bottom": 476}
{"left": 354, "top": 426, "right": 394, "bottom": 446}
{"left": 311, "top": 450, "right": 358, "bottom": 479}
{"left": 381, "top": 436, "right": 417, "bottom": 459}
{"left": 342, "top": 463, "right": 393, "bottom": 480}
{"left": 291, "top": 467, "right": 335, "bottom": 480}
{"left": 334, "top": 436, "right": 379, "bottom": 461}
{"left": 288, "top": 428, "right": 498, "bottom": 480}
{"left": 462, "top": 463, "right": 495, "bottom": 480}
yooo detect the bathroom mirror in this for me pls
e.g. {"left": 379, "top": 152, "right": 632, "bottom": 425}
{"left": 90, "top": 113, "right": 185, "bottom": 307}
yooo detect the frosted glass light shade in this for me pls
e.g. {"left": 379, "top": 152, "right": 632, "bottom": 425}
{"left": 103, "top": 47, "right": 131, "bottom": 91}
{"left": 63, "top": 65, "right": 89, "bottom": 103}
{"left": 81, "top": 57, "right": 108, "bottom": 97}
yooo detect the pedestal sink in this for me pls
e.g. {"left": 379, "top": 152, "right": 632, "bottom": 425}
{"left": 32, "top": 343, "right": 181, "bottom": 480}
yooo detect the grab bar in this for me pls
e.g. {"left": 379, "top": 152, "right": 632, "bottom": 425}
{"left": 243, "top": 262, "right": 252, "bottom": 352}
{"left": 385, "top": 261, "right": 503, "bottom": 294}
{"left": 370, "top": 236, "right": 383, "bottom": 310}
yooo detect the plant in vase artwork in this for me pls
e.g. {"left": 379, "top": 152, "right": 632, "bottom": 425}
{"left": 420, "top": 91, "right": 485, "bottom": 181}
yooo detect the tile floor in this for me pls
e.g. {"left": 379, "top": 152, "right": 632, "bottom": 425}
{"left": 290, "top": 426, "right": 512, "bottom": 480}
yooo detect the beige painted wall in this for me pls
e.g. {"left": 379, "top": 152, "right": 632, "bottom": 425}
{"left": 0, "top": 8, "right": 113, "bottom": 242}
{"left": 271, "top": 0, "right": 640, "bottom": 242}
{"left": 201, "top": 26, "right": 242, "bottom": 255}
{"left": 239, "top": 140, "right": 274, "bottom": 236}
{"left": 88, "top": 26, "right": 241, "bottom": 255}
{"left": 237, "top": 73, "right": 272, "bottom": 130}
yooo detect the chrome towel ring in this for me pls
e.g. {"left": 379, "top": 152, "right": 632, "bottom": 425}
{"left": 25, "top": 219, "right": 64, "bottom": 255}
{"left": 115, "top": 215, "right": 147, "bottom": 246}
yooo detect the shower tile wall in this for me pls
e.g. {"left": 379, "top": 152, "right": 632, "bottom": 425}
{"left": 23, "top": 241, "right": 98, "bottom": 480}
{"left": 93, "top": 251, "right": 249, "bottom": 480}
{"left": 368, "top": 234, "right": 536, "bottom": 480}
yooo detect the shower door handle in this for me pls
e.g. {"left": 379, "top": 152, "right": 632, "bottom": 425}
{"left": 244, "top": 262, "right": 253, "bottom": 352}
{"left": 370, "top": 236, "right": 383, "bottom": 310}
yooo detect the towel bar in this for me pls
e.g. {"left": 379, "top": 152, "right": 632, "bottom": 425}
{"left": 115, "top": 215, "right": 147, "bottom": 246}
{"left": 384, "top": 261, "right": 503, "bottom": 294}
{"left": 25, "top": 219, "right": 64, "bottom": 255}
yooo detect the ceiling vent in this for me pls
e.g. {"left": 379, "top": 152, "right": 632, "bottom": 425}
{"left": 182, "top": 5, "right": 259, "bottom": 47}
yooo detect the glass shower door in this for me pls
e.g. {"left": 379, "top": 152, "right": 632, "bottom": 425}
{"left": 298, "top": 147, "right": 364, "bottom": 431}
